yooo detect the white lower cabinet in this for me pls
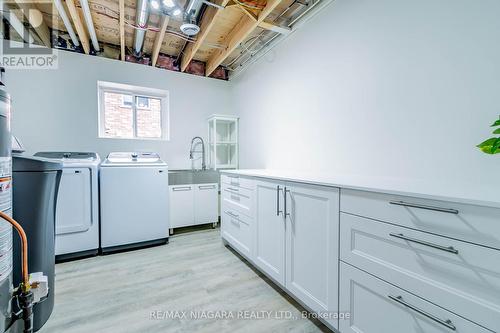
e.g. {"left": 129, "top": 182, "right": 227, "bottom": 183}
{"left": 339, "top": 262, "right": 490, "bottom": 333}
{"left": 194, "top": 184, "right": 219, "bottom": 224}
{"left": 221, "top": 173, "right": 498, "bottom": 333}
{"left": 285, "top": 183, "right": 339, "bottom": 327}
{"left": 254, "top": 179, "right": 339, "bottom": 329}
{"left": 169, "top": 183, "right": 218, "bottom": 229}
{"left": 222, "top": 176, "right": 340, "bottom": 330}
{"left": 254, "top": 179, "right": 286, "bottom": 286}
{"left": 169, "top": 185, "right": 195, "bottom": 228}
{"left": 340, "top": 212, "right": 500, "bottom": 332}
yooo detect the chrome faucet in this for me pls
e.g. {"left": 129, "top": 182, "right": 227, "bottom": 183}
{"left": 189, "top": 136, "right": 206, "bottom": 170}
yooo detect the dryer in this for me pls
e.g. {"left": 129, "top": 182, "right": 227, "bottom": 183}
{"left": 99, "top": 152, "right": 169, "bottom": 253}
{"left": 34, "top": 152, "right": 100, "bottom": 261}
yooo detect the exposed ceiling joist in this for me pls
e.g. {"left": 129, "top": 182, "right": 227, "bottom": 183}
{"left": 205, "top": 0, "right": 283, "bottom": 76}
{"left": 237, "top": 5, "right": 257, "bottom": 21}
{"left": 64, "top": 0, "right": 90, "bottom": 54}
{"left": 119, "top": 0, "right": 125, "bottom": 61}
{"left": 151, "top": 15, "right": 170, "bottom": 67}
{"left": 11, "top": 1, "right": 51, "bottom": 47}
{"left": 180, "top": 0, "right": 230, "bottom": 72}
{"left": 258, "top": 21, "right": 291, "bottom": 35}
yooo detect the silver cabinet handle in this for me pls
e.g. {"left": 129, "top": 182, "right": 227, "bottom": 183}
{"left": 389, "top": 200, "right": 459, "bottom": 214}
{"left": 388, "top": 295, "right": 456, "bottom": 331}
{"left": 172, "top": 186, "right": 192, "bottom": 191}
{"left": 226, "top": 211, "right": 239, "bottom": 225}
{"left": 226, "top": 211, "right": 239, "bottom": 219}
{"left": 389, "top": 233, "right": 459, "bottom": 254}
{"left": 276, "top": 186, "right": 283, "bottom": 216}
{"left": 224, "top": 211, "right": 249, "bottom": 226}
{"left": 199, "top": 185, "right": 216, "bottom": 190}
{"left": 284, "top": 187, "right": 291, "bottom": 217}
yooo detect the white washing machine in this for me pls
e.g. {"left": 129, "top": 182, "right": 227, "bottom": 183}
{"left": 34, "top": 152, "right": 100, "bottom": 261}
{"left": 99, "top": 152, "right": 169, "bottom": 253}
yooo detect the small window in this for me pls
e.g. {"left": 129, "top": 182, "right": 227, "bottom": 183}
{"left": 98, "top": 81, "right": 169, "bottom": 140}
{"left": 136, "top": 96, "right": 150, "bottom": 109}
{"left": 121, "top": 95, "right": 133, "bottom": 108}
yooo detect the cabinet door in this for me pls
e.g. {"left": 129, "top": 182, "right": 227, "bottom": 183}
{"left": 339, "top": 262, "right": 491, "bottom": 333}
{"left": 56, "top": 168, "right": 92, "bottom": 235}
{"left": 255, "top": 179, "right": 286, "bottom": 286}
{"left": 285, "top": 182, "right": 339, "bottom": 328}
{"left": 194, "top": 183, "right": 218, "bottom": 224}
{"left": 169, "top": 185, "right": 195, "bottom": 228}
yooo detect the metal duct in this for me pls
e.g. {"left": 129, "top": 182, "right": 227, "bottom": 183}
{"left": 53, "top": 0, "right": 80, "bottom": 47}
{"left": 184, "top": 0, "right": 204, "bottom": 24}
{"left": 133, "top": 0, "right": 150, "bottom": 57}
{"left": 80, "top": 0, "right": 100, "bottom": 51}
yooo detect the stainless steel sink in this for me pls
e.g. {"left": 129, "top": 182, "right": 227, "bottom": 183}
{"left": 168, "top": 169, "right": 220, "bottom": 185}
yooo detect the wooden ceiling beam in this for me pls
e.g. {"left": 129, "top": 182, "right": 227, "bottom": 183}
{"left": 237, "top": 5, "right": 257, "bottom": 21}
{"left": 11, "top": 1, "right": 51, "bottom": 47}
{"left": 119, "top": 0, "right": 125, "bottom": 60}
{"left": 151, "top": 15, "right": 170, "bottom": 67}
{"left": 205, "top": 0, "right": 283, "bottom": 76}
{"left": 65, "top": 0, "right": 90, "bottom": 54}
{"left": 258, "top": 21, "right": 291, "bottom": 35}
{"left": 180, "top": 0, "right": 230, "bottom": 72}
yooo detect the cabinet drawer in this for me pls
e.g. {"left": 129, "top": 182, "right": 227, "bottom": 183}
{"left": 340, "top": 212, "right": 500, "bottom": 332}
{"left": 341, "top": 188, "right": 500, "bottom": 249}
{"left": 221, "top": 174, "right": 255, "bottom": 190}
{"left": 340, "top": 262, "right": 491, "bottom": 333}
{"left": 221, "top": 183, "right": 253, "bottom": 217}
{"left": 221, "top": 207, "right": 252, "bottom": 259}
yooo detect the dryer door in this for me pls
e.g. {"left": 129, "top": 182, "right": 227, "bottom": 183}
{"left": 55, "top": 168, "right": 92, "bottom": 235}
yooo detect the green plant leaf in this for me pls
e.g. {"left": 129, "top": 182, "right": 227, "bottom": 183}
{"left": 492, "top": 118, "right": 500, "bottom": 127}
{"left": 492, "top": 138, "right": 500, "bottom": 153}
{"left": 493, "top": 127, "right": 500, "bottom": 134}
{"left": 480, "top": 146, "right": 494, "bottom": 154}
{"left": 477, "top": 137, "right": 497, "bottom": 148}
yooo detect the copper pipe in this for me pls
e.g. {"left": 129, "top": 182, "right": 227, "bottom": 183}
{"left": 0, "top": 211, "right": 29, "bottom": 291}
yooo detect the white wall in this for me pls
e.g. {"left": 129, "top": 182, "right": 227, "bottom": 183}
{"left": 232, "top": 0, "right": 500, "bottom": 188}
{"left": 6, "top": 50, "right": 232, "bottom": 169}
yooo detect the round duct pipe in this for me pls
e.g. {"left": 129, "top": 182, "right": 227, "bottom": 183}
{"left": 133, "top": 0, "right": 151, "bottom": 57}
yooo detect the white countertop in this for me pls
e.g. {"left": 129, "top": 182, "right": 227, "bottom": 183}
{"left": 220, "top": 169, "right": 500, "bottom": 209}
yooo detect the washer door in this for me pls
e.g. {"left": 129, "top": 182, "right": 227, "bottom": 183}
{"left": 55, "top": 168, "right": 92, "bottom": 235}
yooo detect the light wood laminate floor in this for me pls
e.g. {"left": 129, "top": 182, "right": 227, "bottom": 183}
{"left": 40, "top": 227, "right": 329, "bottom": 333}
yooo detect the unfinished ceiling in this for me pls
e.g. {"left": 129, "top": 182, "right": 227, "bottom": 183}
{"left": 0, "top": 0, "right": 325, "bottom": 80}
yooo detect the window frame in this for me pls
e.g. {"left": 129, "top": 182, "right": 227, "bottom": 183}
{"left": 97, "top": 81, "right": 170, "bottom": 141}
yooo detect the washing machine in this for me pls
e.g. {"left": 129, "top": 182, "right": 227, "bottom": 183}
{"left": 34, "top": 152, "right": 100, "bottom": 261}
{"left": 99, "top": 152, "right": 169, "bottom": 253}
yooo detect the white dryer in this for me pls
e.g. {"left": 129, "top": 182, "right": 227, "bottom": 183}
{"left": 34, "top": 152, "right": 100, "bottom": 261}
{"left": 99, "top": 152, "right": 169, "bottom": 253}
